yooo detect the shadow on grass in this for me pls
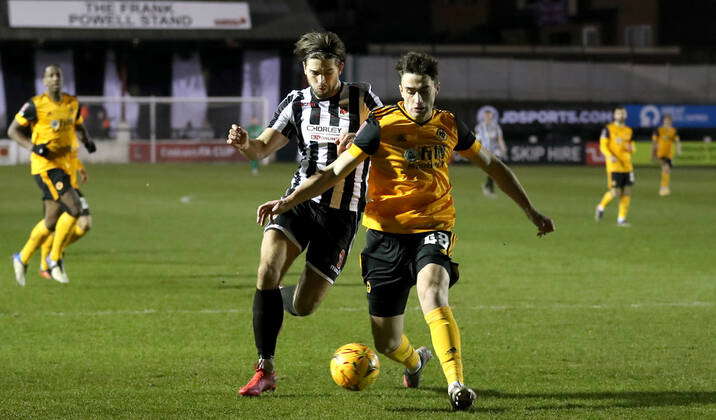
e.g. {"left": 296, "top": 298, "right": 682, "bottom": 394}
{"left": 451, "top": 389, "right": 716, "bottom": 411}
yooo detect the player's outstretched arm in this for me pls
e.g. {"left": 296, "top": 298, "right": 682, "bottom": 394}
{"left": 226, "top": 125, "right": 288, "bottom": 161}
{"left": 470, "top": 147, "right": 555, "bottom": 237}
{"left": 256, "top": 148, "right": 367, "bottom": 225}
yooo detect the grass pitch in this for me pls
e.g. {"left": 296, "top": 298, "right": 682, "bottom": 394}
{"left": 1, "top": 162, "right": 714, "bottom": 418}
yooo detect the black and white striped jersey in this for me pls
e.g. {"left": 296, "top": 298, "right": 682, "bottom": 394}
{"left": 269, "top": 81, "right": 382, "bottom": 213}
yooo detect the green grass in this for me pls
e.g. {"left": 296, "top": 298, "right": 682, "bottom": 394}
{"left": 1, "top": 163, "right": 714, "bottom": 419}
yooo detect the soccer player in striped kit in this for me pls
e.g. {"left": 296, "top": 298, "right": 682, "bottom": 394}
{"left": 227, "top": 32, "right": 382, "bottom": 396}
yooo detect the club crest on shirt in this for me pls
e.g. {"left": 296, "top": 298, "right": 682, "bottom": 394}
{"left": 55, "top": 181, "right": 64, "bottom": 191}
{"left": 436, "top": 128, "right": 447, "bottom": 140}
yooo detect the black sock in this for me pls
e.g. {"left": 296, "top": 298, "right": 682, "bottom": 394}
{"left": 280, "top": 285, "right": 299, "bottom": 316}
{"left": 252, "top": 288, "right": 284, "bottom": 360}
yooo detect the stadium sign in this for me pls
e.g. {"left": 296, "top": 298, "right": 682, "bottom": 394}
{"left": 625, "top": 104, "right": 716, "bottom": 128}
{"left": 495, "top": 108, "right": 613, "bottom": 125}
{"left": 505, "top": 144, "right": 584, "bottom": 164}
{"left": 7, "top": 1, "right": 251, "bottom": 29}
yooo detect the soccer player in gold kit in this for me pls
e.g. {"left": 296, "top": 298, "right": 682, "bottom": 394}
{"left": 256, "top": 52, "right": 554, "bottom": 410}
{"left": 39, "top": 142, "right": 94, "bottom": 279}
{"left": 9, "top": 65, "right": 95, "bottom": 286}
{"left": 594, "top": 107, "right": 634, "bottom": 226}
{"left": 651, "top": 114, "right": 680, "bottom": 196}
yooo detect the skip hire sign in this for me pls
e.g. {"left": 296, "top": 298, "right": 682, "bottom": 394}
{"left": 8, "top": 1, "right": 251, "bottom": 29}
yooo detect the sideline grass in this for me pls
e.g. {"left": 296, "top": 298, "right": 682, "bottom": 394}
{"left": 1, "top": 163, "right": 714, "bottom": 418}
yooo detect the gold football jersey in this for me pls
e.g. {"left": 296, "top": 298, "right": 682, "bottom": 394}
{"left": 599, "top": 122, "right": 634, "bottom": 173}
{"left": 15, "top": 93, "right": 83, "bottom": 174}
{"left": 348, "top": 102, "right": 481, "bottom": 234}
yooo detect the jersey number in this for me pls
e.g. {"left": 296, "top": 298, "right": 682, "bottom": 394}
{"left": 424, "top": 232, "right": 450, "bottom": 249}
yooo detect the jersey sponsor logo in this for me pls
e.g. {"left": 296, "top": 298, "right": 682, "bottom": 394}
{"left": 300, "top": 101, "right": 318, "bottom": 107}
{"left": 306, "top": 125, "right": 342, "bottom": 134}
{"left": 365, "top": 280, "right": 372, "bottom": 293}
{"left": 403, "top": 145, "right": 447, "bottom": 169}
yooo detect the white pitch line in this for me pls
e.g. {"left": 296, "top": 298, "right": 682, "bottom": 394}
{"left": 0, "top": 302, "right": 712, "bottom": 319}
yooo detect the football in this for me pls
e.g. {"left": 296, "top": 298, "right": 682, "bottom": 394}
{"left": 329, "top": 343, "right": 380, "bottom": 391}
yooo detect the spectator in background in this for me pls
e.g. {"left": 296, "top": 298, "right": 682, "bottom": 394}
{"left": 475, "top": 110, "right": 507, "bottom": 197}
{"left": 246, "top": 116, "right": 262, "bottom": 175}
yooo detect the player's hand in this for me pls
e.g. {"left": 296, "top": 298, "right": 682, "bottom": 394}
{"left": 78, "top": 168, "right": 88, "bottom": 185}
{"left": 609, "top": 156, "right": 618, "bottom": 163}
{"left": 256, "top": 199, "right": 291, "bottom": 226}
{"left": 227, "top": 124, "right": 249, "bottom": 150}
{"left": 84, "top": 140, "right": 97, "bottom": 153}
{"left": 336, "top": 131, "right": 356, "bottom": 154}
{"left": 525, "top": 207, "right": 555, "bottom": 237}
{"left": 31, "top": 143, "right": 50, "bottom": 157}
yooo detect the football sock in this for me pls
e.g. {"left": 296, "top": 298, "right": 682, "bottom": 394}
{"left": 280, "top": 285, "right": 299, "bottom": 316}
{"left": 19, "top": 220, "right": 51, "bottom": 264}
{"left": 660, "top": 171, "right": 670, "bottom": 188}
{"left": 384, "top": 334, "right": 420, "bottom": 373}
{"left": 425, "top": 306, "right": 463, "bottom": 384}
{"left": 50, "top": 213, "right": 77, "bottom": 261}
{"left": 40, "top": 233, "right": 54, "bottom": 271}
{"left": 252, "top": 288, "right": 284, "bottom": 365}
{"left": 618, "top": 195, "right": 631, "bottom": 221}
{"left": 598, "top": 191, "right": 614, "bottom": 209}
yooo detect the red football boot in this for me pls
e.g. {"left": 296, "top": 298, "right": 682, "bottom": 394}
{"left": 238, "top": 368, "right": 277, "bottom": 396}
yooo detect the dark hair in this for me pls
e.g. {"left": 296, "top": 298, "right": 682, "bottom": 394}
{"left": 395, "top": 52, "right": 438, "bottom": 81}
{"left": 294, "top": 32, "right": 345, "bottom": 63}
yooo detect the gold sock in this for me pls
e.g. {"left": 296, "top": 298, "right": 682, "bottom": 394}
{"left": 19, "top": 220, "right": 51, "bottom": 264}
{"left": 384, "top": 334, "right": 420, "bottom": 371}
{"left": 598, "top": 191, "right": 614, "bottom": 209}
{"left": 50, "top": 213, "right": 77, "bottom": 261}
{"left": 618, "top": 196, "right": 631, "bottom": 221}
{"left": 425, "top": 306, "right": 463, "bottom": 384}
{"left": 661, "top": 172, "right": 670, "bottom": 188}
{"left": 40, "top": 233, "right": 54, "bottom": 270}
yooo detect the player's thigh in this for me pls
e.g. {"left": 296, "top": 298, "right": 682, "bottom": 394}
{"left": 292, "top": 267, "right": 332, "bottom": 315}
{"left": 43, "top": 199, "right": 63, "bottom": 229}
{"left": 370, "top": 314, "right": 405, "bottom": 354}
{"left": 58, "top": 188, "right": 82, "bottom": 217}
{"left": 257, "top": 228, "right": 302, "bottom": 288}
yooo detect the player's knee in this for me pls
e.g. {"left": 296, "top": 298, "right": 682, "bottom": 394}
{"left": 77, "top": 216, "right": 92, "bottom": 231}
{"left": 44, "top": 217, "right": 58, "bottom": 231}
{"left": 257, "top": 262, "right": 281, "bottom": 288}
{"left": 292, "top": 300, "right": 316, "bottom": 317}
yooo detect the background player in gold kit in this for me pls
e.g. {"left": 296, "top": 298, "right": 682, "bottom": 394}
{"left": 594, "top": 107, "right": 634, "bottom": 227}
{"left": 9, "top": 65, "right": 95, "bottom": 286}
{"left": 651, "top": 114, "right": 681, "bottom": 196}
{"left": 256, "top": 52, "right": 554, "bottom": 411}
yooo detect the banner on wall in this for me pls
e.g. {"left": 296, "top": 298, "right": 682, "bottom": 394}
{"left": 129, "top": 142, "right": 247, "bottom": 163}
{"left": 625, "top": 104, "right": 716, "bottom": 128}
{"left": 8, "top": 1, "right": 251, "bottom": 30}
